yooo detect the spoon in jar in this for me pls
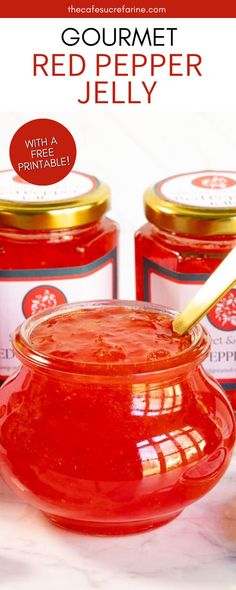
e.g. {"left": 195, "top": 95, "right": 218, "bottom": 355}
{"left": 172, "top": 246, "right": 236, "bottom": 335}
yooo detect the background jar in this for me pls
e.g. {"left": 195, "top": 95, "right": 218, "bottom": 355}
{"left": 0, "top": 300, "right": 235, "bottom": 535}
{"left": 0, "top": 170, "right": 118, "bottom": 381}
{"left": 135, "top": 170, "right": 236, "bottom": 408}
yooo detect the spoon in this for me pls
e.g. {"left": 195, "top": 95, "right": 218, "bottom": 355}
{"left": 172, "top": 246, "right": 236, "bottom": 335}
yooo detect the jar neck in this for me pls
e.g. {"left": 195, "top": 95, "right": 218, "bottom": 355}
{"left": 22, "top": 360, "right": 203, "bottom": 387}
{"left": 0, "top": 219, "right": 103, "bottom": 241}
{"left": 149, "top": 223, "right": 236, "bottom": 253}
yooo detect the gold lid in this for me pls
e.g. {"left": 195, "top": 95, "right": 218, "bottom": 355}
{"left": 0, "top": 170, "right": 110, "bottom": 230}
{"left": 145, "top": 170, "right": 236, "bottom": 236}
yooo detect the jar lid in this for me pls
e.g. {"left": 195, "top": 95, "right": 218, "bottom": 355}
{"left": 144, "top": 170, "right": 236, "bottom": 236}
{"left": 0, "top": 169, "right": 110, "bottom": 230}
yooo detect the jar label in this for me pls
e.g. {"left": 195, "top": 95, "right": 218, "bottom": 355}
{"left": 0, "top": 248, "right": 117, "bottom": 378}
{"left": 157, "top": 170, "right": 236, "bottom": 208}
{"left": 0, "top": 170, "right": 96, "bottom": 203}
{"left": 144, "top": 257, "right": 236, "bottom": 391}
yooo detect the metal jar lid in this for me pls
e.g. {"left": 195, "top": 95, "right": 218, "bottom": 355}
{"left": 145, "top": 170, "right": 236, "bottom": 236}
{"left": 0, "top": 169, "right": 110, "bottom": 230}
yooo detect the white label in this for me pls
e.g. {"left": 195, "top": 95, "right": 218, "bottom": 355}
{"left": 157, "top": 170, "right": 236, "bottom": 208}
{"left": 0, "top": 251, "right": 116, "bottom": 377}
{"left": 147, "top": 264, "right": 236, "bottom": 389}
{"left": 0, "top": 170, "right": 96, "bottom": 203}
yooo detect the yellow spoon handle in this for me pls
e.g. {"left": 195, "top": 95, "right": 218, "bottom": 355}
{"left": 173, "top": 246, "right": 236, "bottom": 335}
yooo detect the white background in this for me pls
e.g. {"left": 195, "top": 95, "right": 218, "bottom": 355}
{"left": 1, "top": 111, "right": 236, "bottom": 298}
{"left": 1, "top": 19, "right": 236, "bottom": 111}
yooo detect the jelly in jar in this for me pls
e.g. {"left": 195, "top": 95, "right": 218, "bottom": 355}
{"left": 0, "top": 300, "right": 234, "bottom": 535}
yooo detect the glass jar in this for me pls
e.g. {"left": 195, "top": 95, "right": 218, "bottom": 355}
{"left": 0, "top": 300, "right": 234, "bottom": 536}
{"left": 135, "top": 170, "right": 236, "bottom": 409}
{"left": 0, "top": 170, "right": 118, "bottom": 381}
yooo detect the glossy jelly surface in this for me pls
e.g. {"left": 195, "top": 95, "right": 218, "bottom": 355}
{"left": 30, "top": 306, "right": 191, "bottom": 366}
{"left": 0, "top": 302, "right": 235, "bottom": 535}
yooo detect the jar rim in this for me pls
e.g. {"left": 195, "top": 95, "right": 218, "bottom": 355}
{"left": 13, "top": 300, "right": 211, "bottom": 383}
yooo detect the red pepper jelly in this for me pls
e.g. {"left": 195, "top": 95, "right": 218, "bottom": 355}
{"left": 0, "top": 170, "right": 118, "bottom": 381}
{"left": 0, "top": 300, "right": 234, "bottom": 535}
{"left": 135, "top": 171, "right": 236, "bottom": 409}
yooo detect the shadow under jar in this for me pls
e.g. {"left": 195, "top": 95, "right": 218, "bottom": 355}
{"left": 0, "top": 300, "right": 235, "bottom": 535}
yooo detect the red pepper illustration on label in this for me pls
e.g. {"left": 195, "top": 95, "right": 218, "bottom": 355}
{"left": 22, "top": 285, "right": 67, "bottom": 318}
{"left": 208, "top": 289, "right": 236, "bottom": 331}
{"left": 192, "top": 175, "right": 236, "bottom": 189}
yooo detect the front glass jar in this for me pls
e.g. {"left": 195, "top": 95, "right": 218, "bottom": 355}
{"left": 0, "top": 300, "right": 234, "bottom": 535}
{"left": 135, "top": 170, "right": 236, "bottom": 408}
{"left": 0, "top": 170, "right": 118, "bottom": 381}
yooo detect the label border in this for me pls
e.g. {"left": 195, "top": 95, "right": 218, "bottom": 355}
{"left": 143, "top": 257, "right": 210, "bottom": 301}
{"left": 0, "top": 248, "right": 118, "bottom": 379}
{"left": 0, "top": 247, "right": 118, "bottom": 297}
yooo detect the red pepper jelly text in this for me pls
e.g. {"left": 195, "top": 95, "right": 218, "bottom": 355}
{"left": 0, "top": 300, "right": 234, "bottom": 535}
{"left": 135, "top": 170, "right": 236, "bottom": 409}
{"left": 0, "top": 170, "right": 118, "bottom": 380}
